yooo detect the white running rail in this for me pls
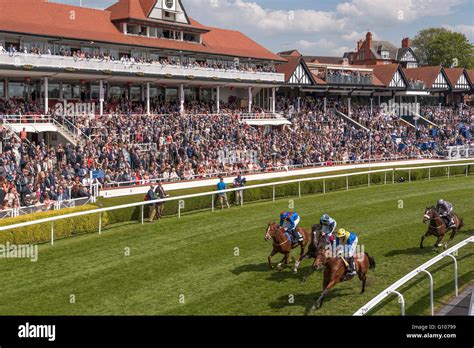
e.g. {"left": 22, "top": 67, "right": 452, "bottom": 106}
{"left": 354, "top": 236, "right": 474, "bottom": 316}
{"left": 0, "top": 162, "right": 471, "bottom": 246}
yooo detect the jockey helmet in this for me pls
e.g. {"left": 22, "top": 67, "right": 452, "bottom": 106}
{"left": 437, "top": 199, "right": 445, "bottom": 206}
{"left": 321, "top": 214, "right": 330, "bottom": 222}
{"left": 336, "top": 228, "right": 348, "bottom": 239}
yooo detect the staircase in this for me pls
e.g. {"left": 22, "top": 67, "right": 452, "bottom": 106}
{"left": 334, "top": 110, "right": 369, "bottom": 131}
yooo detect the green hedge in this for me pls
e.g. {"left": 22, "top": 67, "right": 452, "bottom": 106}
{"left": 101, "top": 165, "right": 474, "bottom": 225}
{"left": 0, "top": 205, "right": 109, "bottom": 245}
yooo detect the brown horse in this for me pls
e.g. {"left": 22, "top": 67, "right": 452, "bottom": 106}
{"left": 421, "top": 206, "right": 464, "bottom": 249}
{"left": 264, "top": 221, "right": 309, "bottom": 273}
{"left": 303, "top": 236, "right": 375, "bottom": 310}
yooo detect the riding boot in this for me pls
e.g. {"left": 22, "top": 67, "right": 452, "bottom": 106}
{"left": 449, "top": 216, "right": 455, "bottom": 228}
{"left": 347, "top": 257, "right": 356, "bottom": 276}
{"left": 297, "top": 231, "right": 304, "bottom": 242}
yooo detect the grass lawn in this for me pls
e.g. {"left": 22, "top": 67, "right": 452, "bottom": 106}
{"left": 0, "top": 175, "right": 472, "bottom": 316}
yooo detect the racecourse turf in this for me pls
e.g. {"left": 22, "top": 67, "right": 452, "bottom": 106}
{"left": 0, "top": 175, "right": 472, "bottom": 316}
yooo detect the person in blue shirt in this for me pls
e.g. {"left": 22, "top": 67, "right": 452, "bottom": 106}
{"left": 217, "top": 177, "right": 230, "bottom": 209}
{"left": 320, "top": 214, "right": 337, "bottom": 243}
{"left": 335, "top": 228, "right": 358, "bottom": 277}
{"left": 279, "top": 211, "right": 303, "bottom": 244}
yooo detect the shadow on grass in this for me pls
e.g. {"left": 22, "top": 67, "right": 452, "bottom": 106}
{"left": 268, "top": 287, "right": 355, "bottom": 315}
{"left": 230, "top": 262, "right": 271, "bottom": 275}
{"left": 385, "top": 230, "right": 474, "bottom": 257}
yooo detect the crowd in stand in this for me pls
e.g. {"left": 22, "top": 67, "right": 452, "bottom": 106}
{"left": 0, "top": 44, "right": 277, "bottom": 73}
{"left": 0, "top": 95, "right": 472, "bottom": 213}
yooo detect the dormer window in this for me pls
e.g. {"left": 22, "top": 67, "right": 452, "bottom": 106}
{"left": 381, "top": 50, "right": 389, "bottom": 59}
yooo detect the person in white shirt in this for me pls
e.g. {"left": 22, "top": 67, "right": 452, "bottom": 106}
{"left": 0, "top": 45, "right": 6, "bottom": 54}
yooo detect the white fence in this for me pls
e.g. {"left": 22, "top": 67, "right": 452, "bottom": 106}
{"left": 0, "top": 162, "right": 472, "bottom": 246}
{"left": 354, "top": 236, "right": 474, "bottom": 316}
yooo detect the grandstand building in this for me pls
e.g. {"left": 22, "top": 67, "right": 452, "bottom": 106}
{"left": 0, "top": 0, "right": 286, "bottom": 118}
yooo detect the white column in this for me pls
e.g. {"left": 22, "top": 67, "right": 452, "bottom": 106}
{"left": 99, "top": 80, "right": 104, "bottom": 116}
{"left": 44, "top": 77, "right": 48, "bottom": 113}
{"left": 272, "top": 87, "right": 276, "bottom": 113}
{"left": 123, "top": 23, "right": 127, "bottom": 34}
{"left": 59, "top": 81, "right": 63, "bottom": 100}
{"left": 179, "top": 84, "right": 184, "bottom": 114}
{"left": 347, "top": 97, "right": 351, "bottom": 117}
{"left": 370, "top": 98, "right": 373, "bottom": 115}
{"left": 297, "top": 97, "right": 301, "bottom": 113}
{"left": 146, "top": 82, "right": 150, "bottom": 116}
{"left": 216, "top": 86, "right": 220, "bottom": 114}
{"left": 324, "top": 97, "right": 327, "bottom": 114}
{"left": 248, "top": 87, "right": 252, "bottom": 113}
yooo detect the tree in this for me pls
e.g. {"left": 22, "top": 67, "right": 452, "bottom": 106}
{"left": 412, "top": 28, "right": 474, "bottom": 68}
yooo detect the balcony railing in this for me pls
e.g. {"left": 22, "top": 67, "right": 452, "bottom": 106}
{"left": 326, "top": 74, "right": 372, "bottom": 85}
{"left": 0, "top": 53, "right": 285, "bottom": 83}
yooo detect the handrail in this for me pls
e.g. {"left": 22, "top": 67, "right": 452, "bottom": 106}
{"left": 353, "top": 236, "right": 474, "bottom": 316}
{"left": 0, "top": 162, "right": 472, "bottom": 234}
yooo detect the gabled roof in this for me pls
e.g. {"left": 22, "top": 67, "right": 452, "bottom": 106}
{"left": 402, "top": 66, "right": 451, "bottom": 89}
{"left": 275, "top": 55, "right": 316, "bottom": 85}
{"left": 443, "top": 68, "right": 467, "bottom": 87}
{"left": 371, "top": 40, "right": 398, "bottom": 60}
{"left": 277, "top": 49, "right": 302, "bottom": 57}
{"left": 371, "top": 64, "right": 406, "bottom": 87}
{"left": 0, "top": 0, "right": 285, "bottom": 62}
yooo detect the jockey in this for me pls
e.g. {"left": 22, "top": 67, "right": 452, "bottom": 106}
{"left": 280, "top": 211, "right": 303, "bottom": 243}
{"left": 320, "top": 214, "right": 337, "bottom": 244}
{"left": 436, "top": 199, "right": 455, "bottom": 228}
{"left": 335, "top": 228, "right": 358, "bottom": 277}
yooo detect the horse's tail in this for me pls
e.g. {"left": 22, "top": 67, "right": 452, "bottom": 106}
{"left": 365, "top": 252, "right": 376, "bottom": 269}
{"left": 459, "top": 217, "right": 464, "bottom": 229}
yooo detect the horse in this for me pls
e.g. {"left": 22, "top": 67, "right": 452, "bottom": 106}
{"left": 421, "top": 206, "right": 464, "bottom": 249}
{"left": 302, "top": 234, "right": 375, "bottom": 310}
{"left": 264, "top": 221, "right": 310, "bottom": 273}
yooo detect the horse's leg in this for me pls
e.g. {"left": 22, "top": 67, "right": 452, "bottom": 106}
{"left": 420, "top": 231, "right": 430, "bottom": 249}
{"left": 293, "top": 242, "right": 306, "bottom": 274}
{"left": 301, "top": 264, "right": 316, "bottom": 283}
{"left": 277, "top": 253, "right": 288, "bottom": 269}
{"left": 358, "top": 262, "right": 367, "bottom": 294}
{"left": 313, "top": 279, "right": 338, "bottom": 310}
{"left": 433, "top": 235, "right": 444, "bottom": 249}
{"left": 268, "top": 249, "right": 277, "bottom": 269}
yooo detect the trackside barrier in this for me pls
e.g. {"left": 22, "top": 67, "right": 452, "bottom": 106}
{"left": 0, "top": 163, "right": 472, "bottom": 246}
{"left": 353, "top": 236, "right": 474, "bottom": 316}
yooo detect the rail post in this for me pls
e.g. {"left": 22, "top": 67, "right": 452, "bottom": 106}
{"left": 446, "top": 254, "right": 458, "bottom": 296}
{"left": 298, "top": 182, "right": 301, "bottom": 198}
{"left": 409, "top": 169, "right": 411, "bottom": 183}
{"left": 323, "top": 179, "right": 326, "bottom": 194}
{"left": 384, "top": 171, "right": 387, "bottom": 185}
{"left": 51, "top": 222, "right": 54, "bottom": 246}
{"left": 346, "top": 175, "right": 349, "bottom": 190}
{"left": 178, "top": 201, "right": 181, "bottom": 219}
{"left": 368, "top": 173, "right": 371, "bottom": 187}
{"left": 98, "top": 211, "right": 102, "bottom": 235}
{"left": 418, "top": 269, "right": 434, "bottom": 316}
{"left": 428, "top": 167, "right": 431, "bottom": 181}
{"left": 392, "top": 169, "right": 395, "bottom": 184}
{"left": 390, "top": 290, "right": 405, "bottom": 316}
{"left": 272, "top": 185, "right": 275, "bottom": 202}
{"left": 141, "top": 205, "right": 144, "bottom": 225}
{"left": 447, "top": 166, "right": 450, "bottom": 179}
{"left": 212, "top": 194, "right": 214, "bottom": 212}
{"left": 466, "top": 165, "right": 469, "bottom": 177}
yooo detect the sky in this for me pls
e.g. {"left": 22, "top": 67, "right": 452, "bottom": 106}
{"left": 53, "top": 0, "right": 474, "bottom": 56}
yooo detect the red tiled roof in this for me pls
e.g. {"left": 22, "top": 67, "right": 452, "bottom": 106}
{"left": 402, "top": 66, "right": 445, "bottom": 89}
{"left": 0, "top": 0, "right": 285, "bottom": 62}
{"left": 275, "top": 55, "right": 302, "bottom": 82}
{"left": 371, "top": 64, "right": 401, "bottom": 87}
{"left": 443, "top": 68, "right": 466, "bottom": 87}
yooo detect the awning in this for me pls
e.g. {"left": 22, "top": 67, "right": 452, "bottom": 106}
{"left": 8, "top": 123, "right": 58, "bottom": 133}
{"left": 241, "top": 119, "right": 292, "bottom": 126}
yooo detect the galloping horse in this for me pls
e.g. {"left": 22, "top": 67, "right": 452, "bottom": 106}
{"left": 302, "top": 231, "right": 375, "bottom": 310}
{"left": 421, "top": 206, "right": 464, "bottom": 249}
{"left": 264, "top": 221, "right": 309, "bottom": 273}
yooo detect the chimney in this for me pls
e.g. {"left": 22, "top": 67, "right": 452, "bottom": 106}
{"left": 402, "top": 37, "right": 411, "bottom": 48}
{"left": 366, "top": 32, "right": 373, "bottom": 50}
{"left": 357, "top": 39, "right": 363, "bottom": 51}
